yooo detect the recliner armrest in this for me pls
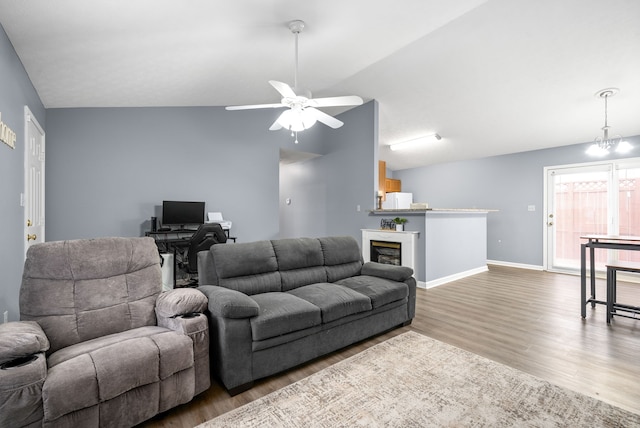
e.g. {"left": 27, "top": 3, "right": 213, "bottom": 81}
{"left": 361, "top": 261, "right": 414, "bottom": 282}
{"left": 155, "top": 288, "right": 208, "bottom": 319}
{"left": 0, "top": 321, "right": 49, "bottom": 428}
{"left": 198, "top": 285, "right": 259, "bottom": 319}
{"left": 154, "top": 300, "right": 211, "bottom": 396}
{"left": 0, "top": 321, "right": 49, "bottom": 366}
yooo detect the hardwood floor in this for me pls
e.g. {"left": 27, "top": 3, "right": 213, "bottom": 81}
{"left": 141, "top": 265, "right": 640, "bottom": 427}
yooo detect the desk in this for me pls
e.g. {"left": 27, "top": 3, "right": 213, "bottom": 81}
{"left": 580, "top": 235, "right": 640, "bottom": 318}
{"left": 146, "top": 230, "right": 195, "bottom": 287}
{"left": 146, "top": 228, "right": 237, "bottom": 287}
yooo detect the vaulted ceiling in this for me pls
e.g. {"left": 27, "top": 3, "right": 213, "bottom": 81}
{"left": 1, "top": 0, "right": 639, "bottom": 170}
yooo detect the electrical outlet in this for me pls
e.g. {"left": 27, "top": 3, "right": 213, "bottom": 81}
{"left": 3, "top": 311, "right": 8, "bottom": 323}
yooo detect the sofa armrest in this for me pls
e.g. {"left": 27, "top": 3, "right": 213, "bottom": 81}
{"left": 361, "top": 261, "right": 414, "bottom": 282}
{"left": 0, "top": 321, "right": 49, "bottom": 366}
{"left": 198, "top": 285, "right": 259, "bottom": 319}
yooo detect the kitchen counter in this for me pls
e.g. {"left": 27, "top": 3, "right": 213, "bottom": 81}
{"left": 370, "top": 208, "right": 497, "bottom": 214}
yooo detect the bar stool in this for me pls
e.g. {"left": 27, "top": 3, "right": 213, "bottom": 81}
{"left": 605, "top": 260, "right": 640, "bottom": 323}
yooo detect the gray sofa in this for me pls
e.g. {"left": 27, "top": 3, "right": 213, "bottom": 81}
{"left": 197, "top": 235, "right": 416, "bottom": 395}
{"left": 0, "top": 237, "right": 210, "bottom": 428}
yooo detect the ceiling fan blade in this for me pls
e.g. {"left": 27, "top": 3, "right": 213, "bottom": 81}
{"left": 306, "top": 107, "right": 344, "bottom": 129}
{"left": 226, "top": 103, "right": 284, "bottom": 111}
{"left": 308, "top": 95, "right": 364, "bottom": 108}
{"left": 269, "top": 80, "right": 297, "bottom": 99}
{"left": 269, "top": 112, "right": 287, "bottom": 130}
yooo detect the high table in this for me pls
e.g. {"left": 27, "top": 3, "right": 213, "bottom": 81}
{"left": 580, "top": 234, "right": 640, "bottom": 318}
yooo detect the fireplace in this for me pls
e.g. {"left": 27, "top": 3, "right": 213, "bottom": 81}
{"left": 370, "top": 240, "right": 402, "bottom": 265}
{"left": 361, "top": 229, "right": 418, "bottom": 275}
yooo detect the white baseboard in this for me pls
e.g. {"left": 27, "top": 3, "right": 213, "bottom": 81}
{"left": 420, "top": 265, "right": 489, "bottom": 289}
{"left": 415, "top": 261, "right": 545, "bottom": 290}
{"left": 487, "top": 259, "right": 544, "bottom": 271}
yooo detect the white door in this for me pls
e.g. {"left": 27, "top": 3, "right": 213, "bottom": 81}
{"left": 545, "top": 164, "right": 611, "bottom": 273}
{"left": 544, "top": 158, "right": 640, "bottom": 273}
{"left": 23, "top": 106, "right": 45, "bottom": 255}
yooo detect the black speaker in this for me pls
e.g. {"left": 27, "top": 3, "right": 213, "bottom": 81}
{"left": 151, "top": 216, "right": 157, "bottom": 232}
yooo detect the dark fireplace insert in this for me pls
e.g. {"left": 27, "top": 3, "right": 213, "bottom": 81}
{"left": 370, "top": 240, "right": 402, "bottom": 266}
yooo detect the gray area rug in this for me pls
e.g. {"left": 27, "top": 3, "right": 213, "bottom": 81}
{"left": 199, "top": 331, "right": 640, "bottom": 427}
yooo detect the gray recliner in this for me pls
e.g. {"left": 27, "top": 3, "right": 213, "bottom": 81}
{"left": 0, "top": 237, "right": 210, "bottom": 428}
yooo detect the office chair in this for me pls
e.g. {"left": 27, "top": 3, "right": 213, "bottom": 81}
{"left": 184, "top": 223, "right": 227, "bottom": 285}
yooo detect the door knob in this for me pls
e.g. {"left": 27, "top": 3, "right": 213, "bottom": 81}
{"left": 27, "top": 219, "right": 32, "bottom": 227}
{"left": 27, "top": 234, "right": 37, "bottom": 241}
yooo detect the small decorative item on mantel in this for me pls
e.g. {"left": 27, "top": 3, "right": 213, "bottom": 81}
{"left": 393, "top": 217, "right": 408, "bottom": 231}
{"left": 380, "top": 218, "right": 395, "bottom": 230}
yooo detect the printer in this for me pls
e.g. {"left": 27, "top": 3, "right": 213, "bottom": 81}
{"left": 206, "top": 212, "right": 232, "bottom": 230}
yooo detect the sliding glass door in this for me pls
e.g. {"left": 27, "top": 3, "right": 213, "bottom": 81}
{"left": 615, "top": 161, "right": 640, "bottom": 261}
{"left": 545, "top": 158, "right": 640, "bottom": 272}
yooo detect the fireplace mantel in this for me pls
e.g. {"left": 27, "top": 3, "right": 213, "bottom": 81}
{"left": 361, "top": 229, "right": 419, "bottom": 278}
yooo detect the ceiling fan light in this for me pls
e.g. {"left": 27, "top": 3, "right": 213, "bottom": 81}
{"left": 300, "top": 109, "right": 317, "bottom": 129}
{"left": 276, "top": 108, "right": 317, "bottom": 132}
{"left": 615, "top": 140, "right": 633, "bottom": 154}
{"left": 276, "top": 109, "right": 293, "bottom": 129}
{"left": 389, "top": 134, "right": 441, "bottom": 151}
{"left": 586, "top": 143, "right": 609, "bottom": 157}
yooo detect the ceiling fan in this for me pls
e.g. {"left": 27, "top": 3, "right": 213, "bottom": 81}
{"left": 225, "top": 20, "right": 363, "bottom": 141}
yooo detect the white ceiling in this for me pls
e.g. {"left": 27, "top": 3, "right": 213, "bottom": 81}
{"left": 1, "top": 0, "right": 639, "bottom": 170}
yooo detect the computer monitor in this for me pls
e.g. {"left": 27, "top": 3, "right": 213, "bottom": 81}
{"left": 161, "top": 201, "right": 205, "bottom": 228}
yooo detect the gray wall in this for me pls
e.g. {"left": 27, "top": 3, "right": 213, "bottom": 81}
{"left": 395, "top": 135, "right": 640, "bottom": 267}
{"left": 46, "top": 107, "right": 284, "bottom": 242}
{"left": 46, "top": 102, "right": 380, "bottom": 245}
{"left": 47, "top": 103, "right": 375, "bottom": 242}
{"left": 280, "top": 101, "right": 380, "bottom": 242}
{"left": 0, "top": 24, "right": 46, "bottom": 321}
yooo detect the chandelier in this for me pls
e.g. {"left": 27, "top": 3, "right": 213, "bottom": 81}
{"left": 586, "top": 88, "right": 631, "bottom": 156}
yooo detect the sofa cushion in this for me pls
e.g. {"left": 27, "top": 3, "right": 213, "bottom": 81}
{"left": 325, "top": 261, "right": 364, "bottom": 283}
{"left": 43, "top": 329, "right": 193, "bottom": 421}
{"left": 272, "top": 238, "right": 324, "bottom": 271}
{"left": 212, "top": 240, "right": 277, "bottom": 278}
{"left": 318, "top": 236, "right": 362, "bottom": 265}
{"left": 212, "top": 241, "right": 281, "bottom": 294}
{"left": 218, "top": 272, "right": 282, "bottom": 295}
{"left": 20, "top": 237, "right": 162, "bottom": 353}
{"left": 287, "top": 283, "right": 372, "bottom": 323}
{"left": 318, "top": 236, "right": 364, "bottom": 282}
{"left": 46, "top": 326, "right": 173, "bottom": 368}
{"left": 272, "top": 238, "right": 328, "bottom": 291}
{"left": 335, "top": 275, "right": 409, "bottom": 309}
{"left": 250, "top": 293, "right": 321, "bottom": 341}
{"left": 280, "top": 267, "right": 328, "bottom": 292}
